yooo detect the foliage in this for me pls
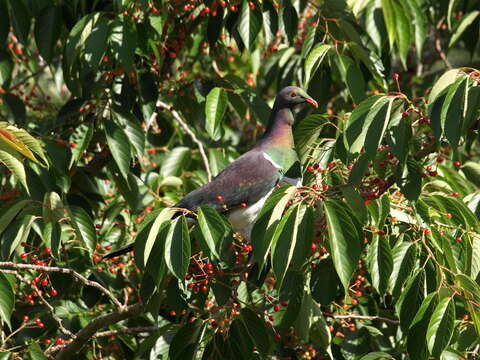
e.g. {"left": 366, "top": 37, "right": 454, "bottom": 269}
{"left": 0, "top": 0, "right": 480, "bottom": 359}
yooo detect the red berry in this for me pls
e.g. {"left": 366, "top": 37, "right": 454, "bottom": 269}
{"left": 51, "top": 289, "right": 58, "bottom": 296}
{"left": 392, "top": 73, "right": 399, "bottom": 80}
{"left": 68, "top": 142, "right": 77, "bottom": 148}
{"left": 273, "top": 305, "right": 280, "bottom": 312}
{"left": 55, "top": 338, "right": 65, "bottom": 345}
{"left": 97, "top": 266, "right": 103, "bottom": 272}
{"left": 351, "top": 298, "right": 358, "bottom": 305}
{"left": 274, "top": 333, "right": 281, "bottom": 341}
{"left": 306, "top": 166, "right": 314, "bottom": 172}
{"left": 240, "top": 202, "right": 247, "bottom": 208}
{"left": 20, "top": 253, "right": 28, "bottom": 259}
{"left": 38, "top": 322, "right": 45, "bottom": 328}
{"left": 95, "top": 224, "right": 102, "bottom": 229}
{"left": 201, "top": 286, "right": 208, "bottom": 292}
{"left": 454, "top": 161, "right": 461, "bottom": 168}
{"left": 45, "top": 248, "right": 52, "bottom": 255}
{"left": 23, "top": 315, "right": 29, "bottom": 322}
{"left": 402, "top": 111, "right": 409, "bottom": 118}
{"left": 328, "top": 161, "right": 335, "bottom": 168}
{"left": 34, "top": 318, "right": 42, "bottom": 324}
{"left": 377, "top": 230, "right": 385, "bottom": 236}
{"left": 41, "top": 279, "right": 48, "bottom": 286}
{"left": 452, "top": 192, "right": 459, "bottom": 197}
{"left": 463, "top": 314, "right": 469, "bottom": 320}
{"left": 445, "top": 213, "right": 452, "bottom": 219}
{"left": 356, "top": 290, "right": 363, "bottom": 297}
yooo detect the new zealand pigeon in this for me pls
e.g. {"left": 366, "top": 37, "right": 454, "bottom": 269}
{"left": 104, "top": 86, "right": 318, "bottom": 259}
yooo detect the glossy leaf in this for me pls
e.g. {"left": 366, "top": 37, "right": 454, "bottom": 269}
{"left": 105, "top": 119, "right": 131, "bottom": 181}
{"left": 197, "top": 206, "right": 231, "bottom": 260}
{"left": 427, "top": 297, "right": 456, "bottom": 358}
{"left": 407, "top": 293, "right": 439, "bottom": 360}
{"left": 34, "top": 7, "right": 62, "bottom": 63}
{"left": 396, "top": 269, "right": 426, "bottom": 331}
{"left": 164, "top": 216, "right": 191, "bottom": 280}
{"left": 323, "top": 199, "right": 362, "bottom": 291}
{"left": 0, "top": 272, "right": 14, "bottom": 329}
{"left": 238, "top": 1, "right": 262, "bottom": 50}
{"left": 367, "top": 234, "right": 393, "bottom": 296}
{"left": 68, "top": 206, "right": 97, "bottom": 253}
{"left": 205, "top": 87, "right": 228, "bottom": 141}
{"left": 304, "top": 44, "right": 330, "bottom": 86}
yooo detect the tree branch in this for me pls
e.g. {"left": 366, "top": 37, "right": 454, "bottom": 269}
{"left": 155, "top": 100, "right": 212, "bottom": 181}
{"left": 51, "top": 303, "right": 144, "bottom": 360}
{"left": 323, "top": 312, "right": 399, "bottom": 325}
{"left": 0, "top": 262, "right": 123, "bottom": 308}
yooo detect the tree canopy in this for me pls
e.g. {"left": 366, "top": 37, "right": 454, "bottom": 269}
{"left": 0, "top": 0, "right": 480, "bottom": 359}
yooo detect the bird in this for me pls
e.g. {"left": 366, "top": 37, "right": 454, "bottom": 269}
{"left": 104, "top": 86, "right": 318, "bottom": 259}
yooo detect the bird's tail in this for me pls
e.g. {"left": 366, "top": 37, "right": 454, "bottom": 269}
{"left": 103, "top": 243, "right": 134, "bottom": 259}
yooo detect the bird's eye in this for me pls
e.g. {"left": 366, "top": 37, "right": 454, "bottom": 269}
{"left": 291, "top": 92, "right": 297, "bottom": 97}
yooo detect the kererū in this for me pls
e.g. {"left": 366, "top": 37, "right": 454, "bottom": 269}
{"left": 104, "top": 86, "right": 317, "bottom": 259}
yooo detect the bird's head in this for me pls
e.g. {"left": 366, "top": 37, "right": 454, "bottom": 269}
{"left": 276, "top": 86, "right": 318, "bottom": 109}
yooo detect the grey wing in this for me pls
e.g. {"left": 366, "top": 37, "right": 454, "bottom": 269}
{"left": 176, "top": 150, "right": 281, "bottom": 212}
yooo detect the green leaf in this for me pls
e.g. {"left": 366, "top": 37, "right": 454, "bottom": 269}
{"left": 84, "top": 16, "right": 109, "bottom": 71}
{"left": 149, "top": 14, "right": 163, "bottom": 37}
{"left": 169, "top": 322, "right": 203, "bottom": 360}
{"left": 252, "top": 185, "right": 296, "bottom": 267}
{"left": 197, "top": 206, "right": 231, "bottom": 260}
{"left": 427, "top": 297, "right": 456, "bottom": 358}
{"left": 367, "top": 234, "right": 393, "bottom": 296}
{"left": 405, "top": 0, "right": 428, "bottom": 60}
{"left": 407, "top": 293, "right": 439, "bottom": 360}
{"left": 360, "top": 351, "right": 395, "bottom": 360}
{"left": 0, "top": 200, "right": 29, "bottom": 237}
{"left": 441, "top": 75, "right": 468, "bottom": 148}
{"left": 160, "top": 147, "right": 190, "bottom": 177}
{"left": 135, "top": 208, "right": 177, "bottom": 268}
{"left": 112, "top": 110, "right": 145, "bottom": 159}
{"left": 396, "top": 156, "right": 422, "bottom": 201}
{"left": 392, "top": 0, "right": 411, "bottom": 69}
{"left": 110, "top": 14, "right": 137, "bottom": 71}
{"left": 346, "top": 96, "right": 395, "bottom": 158}
{"left": 0, "top": 142, "right": 28, "bottom": 191}
{"left": 28, "top": 342, "right": 48, "bottom": 360}
{"left": 380, "top": 0, "right": 396, "bottom": 49}
{"left": 164, "top": 216, "right": 191, "bottom": 280}
{"left": 0, "top": 272, "right": 14, "bottom": 330}
{"left": 389, "top": 240, "right": 416, "bottom": 297}
{"left": 271, "top": 204, "right": 313, "bottom": 286}
{"left": 323, "top": 199, "right": 362, "bottom": 291}
{"left": 68, "top": 206, "right": 97, "bottom": 253}
{"left": 359, "top": 352, "right": 395, "bottom": 360}
{"left": 69, "top": 123, "right": 93, "bottom": 168}
{"left": 105, "top": 119, "right": 131, "bottom": 181}
{"left": 338, "top": 55, "right": 365, "bottom": 104}
{"left": 449, "top": 11, "right": 480, "bottom": 48}
{"left": 0, "top": 50, "right": 13, "bottom": 86}
{"left": 282, "top": 0, "right": 298, "bottom": 45}
{"left": 205, "top": 87, "right": 228, "bottom": 141}
{"left": 34, "top": 6, "right": 62, "bottom": 63}
{"left": 7, "top": 0, "right": 31, "bottom": 45}
{"left": 304, "top": 44, "right": 330, "bottom": 87}
{"left": 2, "top": 215, "right": 35, "bottom": 259}
{"left": 240, "top": 308, "right": 272, "bottom": 356}
{"left": 238, "top": 1, "right": 262, "bottom": 50}
{"left": 396, "top": 269, "right": 426, "bottom": 331}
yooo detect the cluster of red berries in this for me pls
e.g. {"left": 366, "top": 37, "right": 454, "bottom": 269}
{"left": 185, "top": 259, "right": 220, "bottom": 294}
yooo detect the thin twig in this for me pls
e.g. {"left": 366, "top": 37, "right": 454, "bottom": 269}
{"left": 155, "top": 100, "right": 212, "bottom": 181}
{"left": 6, "top": 62, "right": 51, "bottom": 92}
{"left": 51, "top": 303, "right": 144, "bottom": 360}
{"left": 323, "top": 312, "right": 399, "bottom": 325}
{"left": 94, "top": 326, "right": 164, "bottom": 338}
{"left": 0, "top": 262, "right": 123, "bottom": 309}
{"left": 435, "top": 39, "right": 452, "bottom": 70}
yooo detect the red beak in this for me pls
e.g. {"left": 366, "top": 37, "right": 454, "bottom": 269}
{"left": 305, "top": 98, "right": 318, "bottom": 108}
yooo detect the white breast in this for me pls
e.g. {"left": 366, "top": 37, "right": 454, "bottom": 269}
{"left": 227, "top": 189, "right": 274, "bottom": 241}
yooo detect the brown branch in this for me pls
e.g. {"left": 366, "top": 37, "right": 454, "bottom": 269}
{"left": 323, "top": 312, "right": 399, "bottom": 325}
{"left": 435, "top": 39, "right": 452, "bottom": 70}
{"left": 155, "top": 100, "right": 212, "bottom": 181}
{"left": 94, "top": 326, "right": 164, "bottom": 338}
{"left": 51, "top": 303, "right": 144, "bottom": 360}
{"left": 0, "top": 262, "right": 123, "bottom": 308}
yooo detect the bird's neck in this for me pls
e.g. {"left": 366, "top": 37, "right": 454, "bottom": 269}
{"left": 259, "top": 103, "right": 295, "bottom": 149}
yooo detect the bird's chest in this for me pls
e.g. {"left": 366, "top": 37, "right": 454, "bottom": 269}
{"left": 227, "top": 189, "right": 274, "bottom": 240}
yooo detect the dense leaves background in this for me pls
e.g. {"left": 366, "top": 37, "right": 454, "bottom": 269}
{"left": 0, "top": 0, "right": 480, "bottom": 359}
